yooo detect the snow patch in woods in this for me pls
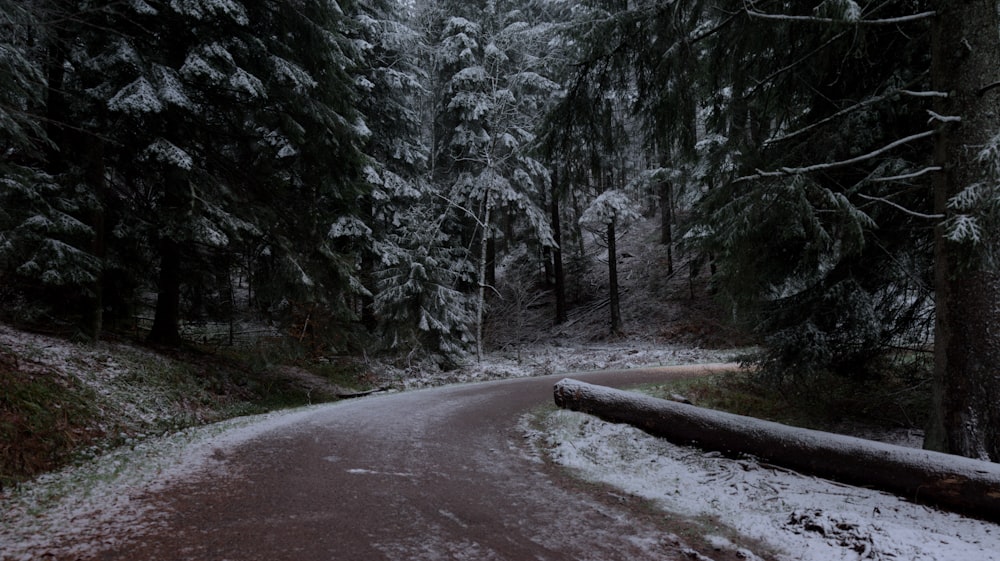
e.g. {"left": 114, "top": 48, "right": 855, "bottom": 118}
{"left": 527, "top": 409, "right": 1000, "bottom": 561}
{"left": 388, "top": 343, "right": 739, "bottom": 390}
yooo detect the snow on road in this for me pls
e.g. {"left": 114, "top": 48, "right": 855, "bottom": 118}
{"left": 527, "top": 408, "right": 1000, "bottom": 561}
{"left": 2, "top": 339, "right": 999, "bottom": 561}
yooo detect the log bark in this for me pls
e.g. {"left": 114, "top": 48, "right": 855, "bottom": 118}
{"left": 554, "top": 378, "right": 1000, "bottom": 521}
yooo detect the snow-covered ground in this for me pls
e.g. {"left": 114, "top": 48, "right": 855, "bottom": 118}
{"left": 384, "top": 342, "right": 741, "bottom": 389}
{"left": 524, "top": 408, "right": 1000, "bottom": 561}
{"left": 0, "top": 405, "right": 329, "bottom": 561}
{"left": 3, "top": 325, "right": 999, "bottom": 561}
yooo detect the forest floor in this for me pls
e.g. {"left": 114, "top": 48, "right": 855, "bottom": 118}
{"left": 2, "top": 216, "right": 997, "bottom": 560}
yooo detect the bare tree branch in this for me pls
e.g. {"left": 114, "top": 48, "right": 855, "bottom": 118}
{"left": 738, "top": 130, "right": 937, "bottom": 183}
{"left": 857, "top": 193, "right": 944, "bottom": 220}
{"left": 927, "top": 110, "right": 961, "bottom": 124}
{"left": 869, "top": 166, "right": 943, "bottom": 183}
{"left": 765, "top": 77, "right": 926, "bottom": 146}
{"left": 744, "top": 8, "right": 936, "bottom": 26}
{"left": 901, "top": 90, "right": 949, "bottom": 98}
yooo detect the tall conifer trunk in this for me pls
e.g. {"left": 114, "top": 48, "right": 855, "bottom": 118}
{"left": 607, "top": 220, "right": 622, "bottom": 335}
{"left": 148, "top": 238, "right": 183, "bottom": 345}
{"left": 551, "top": 170, "right": 567, "bottom": 325}
{"left": 659, "top": 179, "right": 674, "bottom": 275}
{"left": 925, "top": 0, "right": 1000, "bottom": 460}
{"left": 148, "top": 171, "right": 187, "bottom": 346}
{"left": 82, "top": 139, "right": 106, "bottom": 341}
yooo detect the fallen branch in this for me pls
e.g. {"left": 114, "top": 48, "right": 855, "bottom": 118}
{"left": 336, "top": 385, "right": 393, "bottom": 399}
{"left": 553, "top": 378, "right": 1000, "bottom": 521}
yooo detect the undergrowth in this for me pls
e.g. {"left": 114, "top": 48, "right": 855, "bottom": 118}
{"left": 0, "top": 330, "right": 371, "bottom": 490}
{"left": 0, "top": 361, "right": 100, "bottom": 489}
{"left": 646, "top": 356, "right": 932, "bottom": 437}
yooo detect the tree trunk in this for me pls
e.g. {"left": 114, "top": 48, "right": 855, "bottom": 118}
{"left": 925, "top": 0, "right": 1000, "bottom": 461}
{"left": 148, "top": 237, "right": 183, "bottom": 346}
{"left": 551, "top": 170, "right": 567, "bottom": 324}
{"left": 554, "top": 379, "right": 1000, "bottom": 521}
{"left": 485, "top": 234, "right": 496, "bottom": 291}
{"left": 360, "top": 200, "right": 377, "bottom": 333}
{"left": 607, "top": 220, "right": 622, "bottom": 335}
{"left": 82, "top": 139, "right": 106, "bottom": 341}
{"left": 659, "top": 179, "right": 674, "bottom": 275}
{"left": 475, "top": 199, "right": 492, "bottom": 362}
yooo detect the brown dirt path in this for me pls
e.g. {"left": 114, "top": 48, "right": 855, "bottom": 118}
{"left": 92, "top": 363, "right": 763, "bottom": 561}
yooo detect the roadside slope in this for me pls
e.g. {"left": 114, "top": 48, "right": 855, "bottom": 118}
{"left": 2, "top": 365, "right": 757, "bottom": 561}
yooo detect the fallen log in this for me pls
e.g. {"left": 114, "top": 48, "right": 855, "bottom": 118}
{"left": 554, "top": 378, "right": 1000, "bottom": 521}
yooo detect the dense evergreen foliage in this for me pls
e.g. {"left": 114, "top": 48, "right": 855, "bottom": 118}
{"left": 2, "top": 0, "right": 999, "bottom": 459}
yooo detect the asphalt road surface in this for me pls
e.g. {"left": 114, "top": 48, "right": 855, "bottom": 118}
{"left": 97, "top": 364, "right": 753, "bottom": 561}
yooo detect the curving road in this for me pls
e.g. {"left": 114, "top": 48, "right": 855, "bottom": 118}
{"left": 98, "top": 364, "right": 751, "bottom": 561}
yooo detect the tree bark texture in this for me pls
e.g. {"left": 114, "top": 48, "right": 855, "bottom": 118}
{"left": 659, "top": 180, "right": 674, "bottom": 275}
{"left": 147, "top": 237, "right": 183, "bottom": 346}
{"left": 926, "top": 0, "right": 1000, "bottom": 461}
{"left": 554, "top": 379, "right": 1000, "bottom": 521}
{"left": 551, "top": 170, "right": 567, "bottom": 325}
{"left": 606, "top": 221, "right": 622, "bottom": 335}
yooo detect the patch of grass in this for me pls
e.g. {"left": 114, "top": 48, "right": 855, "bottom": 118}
{"left": 0, "top": 328, "right": 376, "bottom": 489}
{"left": 0, "top": 364, "right": 101, "bottom": 489}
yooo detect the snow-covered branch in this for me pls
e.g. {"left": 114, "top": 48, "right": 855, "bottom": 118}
{"left": 901, "top": 90, "right": 949, "bottom": 98}
{"left": 765, "top": 78, "right": 926, "bottom": 146}
{"left": 740, "top": 130, "right": 937, "bottom": 182}
{"left": 857, "top": 193, "right": 944, "bottom": 220}
{"left": 745, "top": 8, "right": 936, "bottom": 26}
{"left": 869, "top": 166, "right": 943, "bottom": 183}
{"left": 927, "top": 110, "right": 961, "bottom": 124}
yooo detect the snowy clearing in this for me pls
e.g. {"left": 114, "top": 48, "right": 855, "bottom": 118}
{"left": 525, "top": 409, "right": 1000, "bottom": 561}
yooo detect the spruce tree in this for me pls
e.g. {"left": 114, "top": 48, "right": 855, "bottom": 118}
{"left": 0, "top": 0, "right": 103, "bottom": 330}
{"left": 427, "top": 0, "right": 558, "bottom": 358}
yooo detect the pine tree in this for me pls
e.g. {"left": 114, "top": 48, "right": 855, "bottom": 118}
{"left": 352, "top": 0, "right": 431, "bottom": 333}
{"left": 691, "top": 2, "right": 936, "bottom": 380}
{"left": 0, "top": 0, "right": 103, "bottom": 330}
{"left": 427, "top": 0, "right": 558, "bottom": 359}
{"left": 0, "top": 0, "right": 369, "bottom": 346}
{"left": 579, "top": 190, "right": 641, "bottom": 334}
{"left": 558, "top": 0, "right": 935, "bottom": 377}
{"left": 234, "top": 0, "right": 368, "bottom": 346}
{"left": 540, "top": 0, "right": 653, "bottom": 333}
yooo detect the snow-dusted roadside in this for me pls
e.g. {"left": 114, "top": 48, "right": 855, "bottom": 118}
{"left": 525, "top": 409, "right": 1000, "bottom": 561}
{"left": 6, "top": 329, "right": 998, "bottom": 561}
{"left": 0, "top": 405, "right": 323, "bottom": 561}
{"left": 386, "top": 342, "right": 741, "bottom": 389}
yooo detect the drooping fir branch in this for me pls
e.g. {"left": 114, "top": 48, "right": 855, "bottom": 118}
{"left": 764, "top": 77, "right": 930, "bottom": 146}
{"left": 738, "top": 130, "right": 937, "bottom": 182}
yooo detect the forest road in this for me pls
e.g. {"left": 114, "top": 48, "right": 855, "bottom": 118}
{"left": 99, "top": 363, "right": 746, "bottom": 561}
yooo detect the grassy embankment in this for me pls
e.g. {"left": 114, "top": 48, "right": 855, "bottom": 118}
{"left": 0, "top": 327, "right": 369, "bottom": 490}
